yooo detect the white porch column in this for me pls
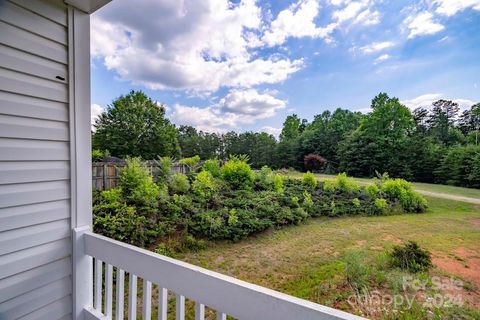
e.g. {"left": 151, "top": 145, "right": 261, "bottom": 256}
{"left": 68, "top": 6, "right": 93, "bottom": 320}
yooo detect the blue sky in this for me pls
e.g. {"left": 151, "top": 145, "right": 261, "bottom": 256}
{"left": 91, "top": 0, "right": 480, "bottom": 136}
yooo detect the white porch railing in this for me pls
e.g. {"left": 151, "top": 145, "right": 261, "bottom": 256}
{"left": 78, "top": 230, "right": 366, "bottom": 320}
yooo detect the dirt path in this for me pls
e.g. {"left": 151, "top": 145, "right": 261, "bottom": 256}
{"left": 415, "top": 189, "right": 480, "bottom": 205}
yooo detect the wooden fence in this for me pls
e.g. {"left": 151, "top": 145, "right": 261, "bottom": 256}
{"left": 92, "top": 161, "right": 189, "bottom": 191}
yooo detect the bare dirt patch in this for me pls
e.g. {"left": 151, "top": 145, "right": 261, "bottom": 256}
{"left": 380, "top": 234, "right": 402, "bottom": 244}
{"left": 433, "top": 247, "right": 480, "bottom": 308}
{"left": 470, "top": 218, "right": 480, "bottom": 229}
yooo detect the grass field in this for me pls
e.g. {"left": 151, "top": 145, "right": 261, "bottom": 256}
{"left": 280, "top": 171, "right": 480, "bottom": 200}
{"left": 178, "top": 197, "right": 480, "bottom": 318}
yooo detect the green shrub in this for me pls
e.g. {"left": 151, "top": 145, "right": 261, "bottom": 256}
{"left": 93, "top": 188, "right": 157, "bottom": 247}
{"left": 155, "top": 156, "right": 173, "bottom": 184}
{"left": 374, "top": 198, "right": 388, "bottom": 214}
{"left": 192, "top": 171, "right": 217, "bottom": 199}
{"left": 119, "top": 158, "right": 160, "bottom": 209}
{"left": 365, "top": 183, "right": 380, "bottom": 198}
{"left": 179, "top": 155, "right": 201, "bottom": 172}
{"left": 92, "top": 149, "right": 110, "bottom": 162}
{"left": 390, "top": 241, "right": 432, "bottom": 273}
{"left": 302, "top": 171, "right": 317, "bottom": 188}
{"left": 256, "top": 166, "right": 284, "bottom": 193}
{"left": 302, "top": 191, "right": 314, "bottom": 213}
{"left": 221, "top": 156, "right": 255, "bottom": 190}
{"left": 202, "top": 159, "right": 221, "bottom": 178}
{"left": 352, "top": 198, "right": 361, "bottom": 207}
{"left": 335, "top": 173, "right": 360, "bottom": 193}
{"left": 183, "top": 234, "right": 207, "bottom": 252}
{"left": 381, "top": 179, "right": 427, "bottom": 213}
{"left": 323, "top": 180, "right": 335, "bottom": 192}
{"left": 94, "top": 210, "right": 152, "bottom": 246}
{"left": 155, "top": 243, "right": 176, "bottom": 257}
{"left": 169, "top": 173, "right": 190, "bottom": 194}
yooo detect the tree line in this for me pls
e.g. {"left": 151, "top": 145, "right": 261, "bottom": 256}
{"left": 92, "top": 91, "right": 480, "bottom": 188}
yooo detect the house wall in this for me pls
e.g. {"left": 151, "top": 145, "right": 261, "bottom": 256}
{"left": 0, "top": 1, "right": 75, "bottom": 319}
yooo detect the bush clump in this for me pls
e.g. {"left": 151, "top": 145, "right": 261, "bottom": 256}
{"left": 192, "top": 171, "right": 217, "bottom": 200}
{"left": 390, "top": 241, "right": 432, "bottom": 273}
{"left": 381, "top": 179, "right": 427, "bottom": 213}
{"left": 221, "top": 155, "right": 255, "bottom": 190}
{"left": 169, "top": 173, "right": 190, "bottom": 194}
{"left": 119, "top": 157, "right": 160, "bottom": 209}
{"left": 323, "top": 173, "right": 360, "bottom": 193}
{"left": 256, "top": 166, "right": 284, "bottom": 193}
{"left": 93, "top": 158, "right": 164, "bottom": 247}
{"left": 155, "top": 156, "right": 173, "bottom": 184}
{"left": 202, "top": 159, "right": 221, "bottom": 178}
{"left": 302, "top": 171, "right": 317, "bottom": 188}
{"left": 93, "top": 158, "right": 430, "bottom": 251}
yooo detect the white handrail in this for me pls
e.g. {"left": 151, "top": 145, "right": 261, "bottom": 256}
{"left": 82, "top": 231, "right": 365, "bottom": 320}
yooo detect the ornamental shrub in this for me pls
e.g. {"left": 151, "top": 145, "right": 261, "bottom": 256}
{"left": 302, "top": 191, "right": 314, "bottom": 214}
{"left": 381, "top": 179, "right": 427, "bottom": 213}
{"left": 256, "top": 166, "right": 284, "bottom": 193}
{"left": 179, "top": 155, "right": 201, "bottom": 171}
{"left": 302, "top": 171, "right": 317, "bottom": 188}
{"left": 323, "top": 180, "right": 335, "bottom": 192}
{"left": 93, "top": 188, "right": 159, "bottom": 247}
{"left": 221, "top": 156, "right": 255, "bottom": 190}
{"left": 202, "top": 159, "right": 221, "bottom": 178}
{"left": 390, "top": 241, "right": 432, "bottom": 273}
{"left": 155, "top": 156, "right": 173, "bottom": 184}
{"left": 304, "top": 153, "right": 327, "bottom": 171}
{"left": 169, "top": 173, "right": 190, "bottom": 194}
{"left": 365, "top": 183, "right": 380, "bottom": 198}
{"left": 119, "top": 157, "right": 160, "bottom": 209}
{"left": 192, "top": 171, "right": 217, "bottom": 199}
{"left": 374, "top": 198, "right": 388, "bottom": 215}
{"left": 335, "top": 173, "right": 360, "bottom": 193}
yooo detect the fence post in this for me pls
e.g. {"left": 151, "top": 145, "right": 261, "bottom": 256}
{"left": 103, "top": 163, "right": 107, "bottom": 190}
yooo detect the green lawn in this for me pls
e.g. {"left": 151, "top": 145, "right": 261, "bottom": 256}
{"left": 280, "top": 171, "right": 480, "bottom": 200}
{"left": 178, "top": 197, "right": 480, "bottom": 318}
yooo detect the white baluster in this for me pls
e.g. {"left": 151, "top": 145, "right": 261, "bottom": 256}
{"left": 158, "top": 287, "right": 167, "bottom": 320}
{"left": 176, "top": 294, "right": 185, "bottom": 320}
{"left": 116, "top": 269, "right": 125, "bottom": 320}
{"left": 128, "top": 274, "right": 137, "bottom": 320}
{"left": 94, "top": 259, "right": 103, "bottom": 312}
{"left": 217, "top": 312, "right": 226, "bottom": 320}
{"left": 106, "top": 264, "right": 113, "bottom": 318}
{"left": 143, "top": 280, "right": 152, "bottom": 319}
{"left": 195, "top": 302, "right": 205, "bottom": 320}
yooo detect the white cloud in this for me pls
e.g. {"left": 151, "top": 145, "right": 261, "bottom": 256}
{"left": 405, "top": 12, "right": 444, "bottom": 39}
{"left": 91, "top": 104, "right": 104, "bottom": 130}
{"left": 170, "top": 89, "right": 287, "bottom": 132}
{"left": 333, "top": 0, "right": 368, "bottom": 23}
{"left": 261, "top": 126, "right": 282, "bottom": 137}
{"left": 262, "top": 0, "right": 337, "bottom": 46}
{"left": 401, "top": 93, "right": 476, "bottom": 111}
{"left": 219, "top": 89, "right": 286, "bottom": 118}
{"left": 374, "top": 54, "right": 390, "bottom": 63}
{"left": 91, "top": 0, "right": 303, "bottom": 92}
{"left": 360, "top": 41, "right": 394, "bottom": 54}
{"left": 434, "top": 0, "right": 480, "bottom": 16}
{"left": 352, "top": 8, "right": 380, "bottom": 26}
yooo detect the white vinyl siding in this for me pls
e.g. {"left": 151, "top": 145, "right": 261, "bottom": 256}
{"left": 0, "top": 1, "right": 72, "bottom": 319}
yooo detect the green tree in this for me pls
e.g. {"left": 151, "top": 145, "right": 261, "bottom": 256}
{"left": 93, "top": 91, "right": 180, "bottom": 159}
{"left": 339, "top": 93, "right": 415, "bottom": 178}
{"left": 276, "top": 115, "right": 303, "bottom": 168}
{"left": 426, "top": 99, "right": 463, "bottom": 145}
{"left": 300, "top": 109, "right": 363, "bottom": 170}
{"left": 459, "top": 103, "right": 480, "bottom": 145}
